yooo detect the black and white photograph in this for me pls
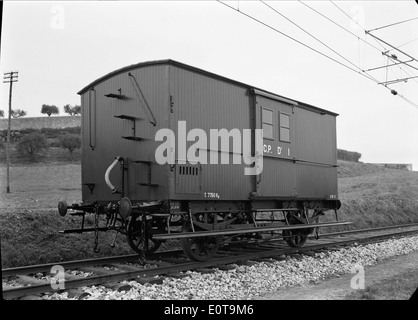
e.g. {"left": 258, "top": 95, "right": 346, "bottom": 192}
{"left": 1, "top": 0, "right": 418, "bottom": 307}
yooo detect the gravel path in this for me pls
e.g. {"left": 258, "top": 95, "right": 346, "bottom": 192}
{"left": 255, "top": 249, "right": 418, "bottom": 300}
{"left": 41, "top": 235, "right": 418, "bottom": 300}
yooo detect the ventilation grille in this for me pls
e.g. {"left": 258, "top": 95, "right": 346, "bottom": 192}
{"left": 178, "top": 165, "right": 199, "bottom": 176}
{"left": 175, "top": 164, "right": 201, "bottom": 194}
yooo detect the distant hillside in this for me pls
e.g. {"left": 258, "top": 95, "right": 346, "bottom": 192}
{"left": 0, "top": 116, "right": 80, "bottom": 130}
{"left": 337, "top": 160, "right": 387, "bottom": 178}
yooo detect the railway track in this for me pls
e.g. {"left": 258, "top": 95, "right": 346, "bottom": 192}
{"left": 3, "top": 222, "right": 418, "bottom": 300}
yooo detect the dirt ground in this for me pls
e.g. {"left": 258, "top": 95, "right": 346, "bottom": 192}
{"left": 0, "top": 163, "right": 81, "bottom": 211}
{"left": 254, "top": 250, "right": 418, "bottom": 300}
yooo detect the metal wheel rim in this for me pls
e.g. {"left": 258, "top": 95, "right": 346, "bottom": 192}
{"left": 126, "top": 217, "right": 161, "bottom": 254}
{"left": 181, "top": 223, "right": 219, "bottom": 261}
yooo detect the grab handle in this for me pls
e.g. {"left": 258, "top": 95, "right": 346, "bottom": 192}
{"left": 105, "top": 156, "right": 123, "bottom": 193}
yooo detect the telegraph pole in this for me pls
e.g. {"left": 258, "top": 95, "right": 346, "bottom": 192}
{"left": 3, "top": 71, "right": 18, "bottom": 193}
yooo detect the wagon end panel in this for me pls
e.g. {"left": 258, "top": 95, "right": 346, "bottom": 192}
{"left": 293, "top": 107, "right": 338, "bottom": 199}
{"left": 80, "top": 64, "right": 171, "bottom": 203}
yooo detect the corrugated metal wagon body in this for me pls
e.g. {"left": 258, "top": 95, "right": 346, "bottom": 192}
{"left": 168, "top": 65, "right": 254, "bottom": 201}
{"left": 60, "top": 59, "right": 345, "bottom": 260}
{"left": 78, "top": 60, "right": 339, "bottom": 205}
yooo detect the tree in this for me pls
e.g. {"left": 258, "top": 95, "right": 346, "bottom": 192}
{"left": 0, "top": 110, "right": 4, "bottom": 118}
{"left": 64, "top": 104, "right": 81, "bottom": 116}
{"left": 11, "top": 109, "right": 27, "bottom": 118}
{"left": 16, "top": 133, "right": 48, "bottom": 157}
{"left": 59, "top": 134, "right": 81, "bottom": 153}
{"left": 41, "top": 104, "right": 59, "bottom": 117}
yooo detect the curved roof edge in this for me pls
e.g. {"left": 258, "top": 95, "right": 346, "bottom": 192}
{"left": 77, "top": 59, "right": 339, "bottom": 117}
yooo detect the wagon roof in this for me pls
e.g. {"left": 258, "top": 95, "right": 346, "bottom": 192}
{"left": 77, "top": 59, "right": 338, "bottom": 116}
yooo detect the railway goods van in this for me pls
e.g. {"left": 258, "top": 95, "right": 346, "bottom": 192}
{"left": 58, "top": 59, "right": 348, "bottom": 261}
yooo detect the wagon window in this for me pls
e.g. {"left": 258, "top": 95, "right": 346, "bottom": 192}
{"left": 280, "top": 113, "right": 290, "bottom": 142}
{"left": 262, "top": 108, "right": 274, "bottom": 140}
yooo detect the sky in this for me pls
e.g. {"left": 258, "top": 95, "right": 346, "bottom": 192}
{"left": 1, "top": 1, "right": 418, "bottom": 169}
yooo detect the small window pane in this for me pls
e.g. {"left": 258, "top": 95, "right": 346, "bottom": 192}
{"left": 263, "top": 123, "right": 273, "bottom": 139}
{"left": 280, "top": 127, "right": 290, "bottom": 142}
{"left": 280, "top": 113, "right": 290, "bottom": 128}
{"left": 262, "top": 108, "right": 273, "bottom": 124}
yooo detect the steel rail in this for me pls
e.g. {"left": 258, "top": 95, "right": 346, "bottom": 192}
{"left": 2, "top": 254, "right": 141, "bottom": 278}
{"left": 3, "top": 225, "right": 418, "bottom": 299}
{"left": 311, "top": 222, "right": 418, "bottom": 239}
{"left": 3, "top": 222, "right": 418, "bottom": 277}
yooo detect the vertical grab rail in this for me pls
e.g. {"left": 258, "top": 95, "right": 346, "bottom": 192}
{"left": 89, "top": 88, "right": 96, "bottom": 150}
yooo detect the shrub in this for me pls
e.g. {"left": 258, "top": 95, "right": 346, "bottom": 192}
{"left": 48, "top": 139, "right": 62, "bottom": 148}
{"left": 11, "top": 109, "right": 27, "bottom": 118}
{"left": 0, "top": 127, "right": 81, "bottom": 142}
{"left": 64, "top": 104, "right": 81, "bottom": 116}
{"left": 59, "top": 134, "right": 81, "bottom": 153}
{"left": 16, "top": 133, "right": 48, "bottom": 157}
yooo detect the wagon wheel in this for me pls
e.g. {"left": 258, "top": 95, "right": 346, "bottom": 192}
{"left": 180, "top": 221, "right": 220, "bottom": 262}
{"left": 282, "top": 212, "right": 309, "bottom": 248}
{"left": 126, "top": 215, "right": 161, "bottom": 255}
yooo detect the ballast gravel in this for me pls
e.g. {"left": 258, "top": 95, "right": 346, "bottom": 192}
{"left": 41, "top": 235, "right": 418, "bottom": 300}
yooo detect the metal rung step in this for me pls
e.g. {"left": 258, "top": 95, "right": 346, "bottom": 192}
{"left": 122, "top": 136, "right": 143, "bottom": 141}
{"left": 114, "top": 115, "right": 138, "bottom": 120}
{"left": 106, "top": 94, "right": 127, "bottom": 100}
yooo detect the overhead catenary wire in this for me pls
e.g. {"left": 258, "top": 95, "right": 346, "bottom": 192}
{"left": 299, "top": 0, "right": 416, "bottom": 82}
{"left": 370, "top": 30, "right": 418, "bottom": 84}
{"left": 260, "top": 0, "right": 374, "bottom": 80}
{"left": 322, "top": 1, "right": 418, "bottom": 89}
{"left": 328, "top": 0, "right": 418, "bottom": 85}
{"left": 385, "top": 55, "right": 418, "bottom": 84}
{"left": 217, "top": 0, "right": 379, "bottom": 83}
{"left": 329, "top": 1, "right": 368, "bottom": 33}
{"left": 387, "top": 37, "right": 418, "bottom": 76}
{"left": 388, "top": 37, "right": 418, "bottom": 52}
{"left": 329, "top": 0, "right": 388, "bottom": 53}
{"left": 367, "top": 16, "right": 418, "bottom": 32}
{"left": 217, "top": 0, "right": 418, "bottom": 110}
{"left": 298, "top": 1, "right": 406, "bottom": 82}
{"left": 298, "top": 1, "right": 382, "bottom": 52}
{"left": 317, "top": 1, "right": 418, "bottom": 107}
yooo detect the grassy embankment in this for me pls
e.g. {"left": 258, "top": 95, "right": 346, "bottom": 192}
{"left": 344, "top": 269, "right": 418, "bottom": 300}
{"left": 323, "top": 161, "right": 418, "bottom": 232}
{"left": 0, "top": 145, "right": 133, "bottom": 268}
{"left": 1, "top": 146, "right": 418, "bottom": 268}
